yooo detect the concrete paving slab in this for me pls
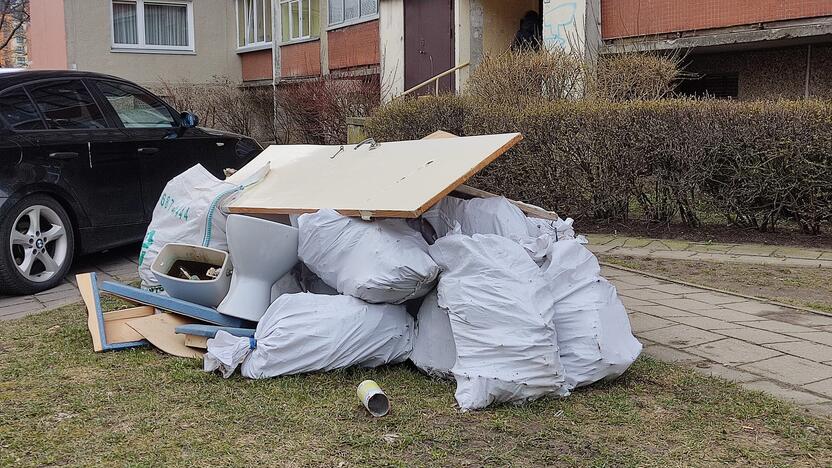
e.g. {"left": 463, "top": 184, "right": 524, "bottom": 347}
{"left": 642, "top": 344, "right": 706, "bottom": 364}
{"left": 622, "top": 238, "right": 653, "bottom": 248}
{"left": 0, "top": 295, "right": 38, "bottom": 307}
{"left": 0, "top": 301, "right": 45, "bottom": 318}
{"left": 652, "top": 298, "right": 715, "bottom": 311}
{"left": 649, "top": 283, "right": 704, "bottom": 295}
{"left": 745, "top": 320, "right": 819, "bottom": 335}
{"left": 691, "top": 363, "right": 761, "bottom": 383}
{"left": 688, "top": 338, "right": 781, "bottom": 366}
{"left": 643, "top": 250, "right": 699, "bottom": 260}
{"left": 740, "top": 356, "right": 832, "bottom": 386}
{"left": 639, "top": 324, "right": 724, "bottom": 348}
{"left": 620, "top": 296, "right": 653, "bottom": 309}
{"left": 693, "top": 308, "right": 767, "bottom": 323}
{"left": 772, "top": 248, "right": 823, "bottom": 260}
{"left": 629, "top": 312, "right": 676, "bottom": 333}
{"left": 611, "top": 275, "right": 667, "bottom": 287}
{"left": 771, "top": 312, "right": 832, "bottom": 328}
{"left": 741, "top": 380, "right": 831, "bottom": 406}
{"left": 671, "top": 316, "right": 747, "bottom": 331}
{"left": 802, "top": 402, "right": 832, "bottom": 417}
{"left": 722, "top": 301, "right": 788, "bottom": 315}
{"left": 714, "top": 327, "right": 801, "bottom": 345}
{"left": 788, "top": 332, "right": 832, "bottom": 347}
{"left": 618, "top": 288, "right": 679, "bottom": 301}
{"left": 635, "top": 304, "right": 698, "bottom": 318}
{"left": 766, "top": 341, "right": 832, "bottom": 363}
{"left": 686, "top": 243, "right": 736, "bottom": 253}
{"left": 682, "top": 292, "right": 747, "bottom": 305}
{"left": 727, "top": 244, "right": 779, "bottom": 257}
{"left": 804, "top": 378, "right": 832, "bottom": 399}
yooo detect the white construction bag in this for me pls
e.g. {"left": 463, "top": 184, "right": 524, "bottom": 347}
{"left": 138, "top": 164, "right": 268, "bottom": 292}
{"left": 540, "top": 239, "right": 642, "bottom": 388}
{"left": 204, "top": 293, "right": 414, "bottom": 379}
{"left": 410, "top": 290, "right": 456, "bottom": 380}
{"left": 297, "top": 209, "right": 440, "bottom": 304}
{"left": 429, "top": 233, "right": 569, "bottom": 411}
{"left": 423, "top": 196, "right": 582, "bottom": 243}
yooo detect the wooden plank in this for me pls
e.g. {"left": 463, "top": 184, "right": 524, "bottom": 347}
{"left": 100, "top": 281, "right": 255, "bottom": 328}
{"left": 184, "top": 335, "right": 209, "bottom": 349}
{"left": 78, "top": 272, "right": 149, "bottom": 352}
{"left": 125, "top": 313, "right": 204, "bottom": 359}
{"left": 226, "top": 133, "right": 523, "bottom": 219}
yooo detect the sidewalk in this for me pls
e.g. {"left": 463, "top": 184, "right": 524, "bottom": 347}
{"left": 0, "top": 245, "right": 139, "bottom": 321}
{"left": 588, "top": 234, "right": 832, "bottom": 268}
{"left": 601, "top": 264, "right": 832, "bottom": 417}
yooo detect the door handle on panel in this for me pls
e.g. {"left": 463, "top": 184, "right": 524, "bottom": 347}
{"left": 48, "top": 152, "right": 79, "bottom": 160}
{"left": 138, "top": 147, "right": 159, "bottom": 155}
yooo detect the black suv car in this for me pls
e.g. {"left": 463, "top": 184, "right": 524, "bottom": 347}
{"left": 0, "top": 70, "right": 261, "bottom": 295}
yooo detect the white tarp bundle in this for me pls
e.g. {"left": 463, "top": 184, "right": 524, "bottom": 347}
{"left": 204, "top": 293, "right": 414, "bottom": 379}
{"left": 422, "top": 196, "right": 580, "bottom": 242}
{"left": 540, "top": 239, "right": 642, "bottom": 388}
{"left": 138, "top": 164, "right": 268, "bottom": 292}
{"left": 429, "top": 233, "right": 569, "bottom": 411}
{"left": 297, "top": 209, "right": 440, "bottom": 304}
{"left": 410, "top": 290, "right": 456, "bottom": 380}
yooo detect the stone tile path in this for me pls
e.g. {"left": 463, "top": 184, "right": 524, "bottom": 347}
{"left": 0, "top": 244, "right": 139, "bottom": 321}
{"left": 601, "top": 264, "right": 832, "bottom": 417}
{"left": 588, "top": 234, "right": 832, "bottom": 268}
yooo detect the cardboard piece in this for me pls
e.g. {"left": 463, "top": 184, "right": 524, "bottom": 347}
{"left": 79, "top": 272, "right": 152, "bottom": 352}
{"left": 184, "top": 335, "right": 209, "bottom": 349}
{"left": 100, "top": 281, "right": 255, "bottom": 328}
{"left": 227, "top": 133, "right": 523, "bottom": 219}
{"left": 125, "top": 313, "right": 205, "bottom": 359}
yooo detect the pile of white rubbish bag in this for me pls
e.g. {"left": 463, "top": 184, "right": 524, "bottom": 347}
{"left": 202, "top": 194, "right": 642, "bottom": 412}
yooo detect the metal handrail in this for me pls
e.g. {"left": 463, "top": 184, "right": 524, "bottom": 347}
{"left": 399, "top": 62, "right": 471, "bottom": 98}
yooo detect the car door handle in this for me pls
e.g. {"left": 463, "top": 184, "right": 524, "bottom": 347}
{"left": 49, "top": 152, "right": 79, "bottom": 160}
{"left": 138, "top": 147, "right": 159, "bottom": 155}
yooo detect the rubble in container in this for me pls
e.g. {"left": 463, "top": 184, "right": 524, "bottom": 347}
{"left": 79, "top": 132, "right": 641, "bottom": 413}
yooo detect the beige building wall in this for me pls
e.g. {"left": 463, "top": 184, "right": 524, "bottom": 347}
{"left": 481, "top": 0, "right": 538, "bottom": 56}
{"left": 379, "top": 0, "right": 405, "bottom": 101}
{"left": 62, "top": 0, "right": 241, "bottom": 86}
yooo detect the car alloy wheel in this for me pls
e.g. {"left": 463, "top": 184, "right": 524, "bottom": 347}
{"left": 9, "top": 204, "right": 69, "bottom": 283}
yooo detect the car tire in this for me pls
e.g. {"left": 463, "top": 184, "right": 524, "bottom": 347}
{"left": 0, "top": 194, "right": 75, "bottom": 295}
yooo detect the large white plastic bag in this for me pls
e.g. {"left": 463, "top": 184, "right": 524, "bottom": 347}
{"left": 429, "top": 233, "right": 569, "bottom": 411}
{"left": 410, "top": 290, "right": 456, "bottom": 380}
{"left": 540, "top": 239, "right": 642, "bottom": 388}
{"left": 138, "top": 164, "right": 267, "bottom": 292}
{"left": 297, "top": 209, "right": 440, "bottom": 304}
{"left": 423, "top": 196, "right": 528, "bottom": 239}
{"left": 204, "top": 293, "right": 414, "bottom": 379}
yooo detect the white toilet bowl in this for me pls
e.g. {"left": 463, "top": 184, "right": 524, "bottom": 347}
{"left": 218, "top": 215, "right": 299, "bottom": 321}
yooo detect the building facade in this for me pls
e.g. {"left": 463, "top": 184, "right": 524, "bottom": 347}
{"left": 601, "top": 0, "right": 832, "bottom": 99}
{"left": 27, "top": 0, "right": 242, "bottom": 86}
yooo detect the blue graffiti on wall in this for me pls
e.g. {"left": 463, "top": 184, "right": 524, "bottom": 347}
{"left": 543, "top": 1, "right": 578, "bottom": 49}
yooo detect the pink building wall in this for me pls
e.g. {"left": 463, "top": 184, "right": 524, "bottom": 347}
{"left": 27, "top": 0, "right": 68, "bottom": 69}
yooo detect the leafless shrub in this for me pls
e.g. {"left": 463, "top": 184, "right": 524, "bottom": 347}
{"left": 591, "top": 52, "right": 685, "bottom": 101}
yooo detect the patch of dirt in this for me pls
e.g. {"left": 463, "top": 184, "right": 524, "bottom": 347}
{"left": 582, "top": 220, "right": 832, "bottom": 249}
{"left": 602, "top": 256, "right": 832, "bottom": 313}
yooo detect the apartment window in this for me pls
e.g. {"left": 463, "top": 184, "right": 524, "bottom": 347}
{"left": 279, "top": 0, "right": 320, "bottom": 43}
{"left": 328, "top": 0, "right": 377, "bottom": 27}
{"left": 111, "top": 1, "right": 194, "bottom": 51}
{"left": 236, "top": 0, "right": 273, "bottom": 48}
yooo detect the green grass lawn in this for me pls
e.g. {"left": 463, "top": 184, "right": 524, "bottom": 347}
{"left": 1, "top": 301, "right": 831, "bottom": 467}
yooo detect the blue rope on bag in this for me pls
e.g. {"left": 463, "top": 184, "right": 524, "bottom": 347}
{"left": 249, "top": 337, "right": 257, "bottom": 350}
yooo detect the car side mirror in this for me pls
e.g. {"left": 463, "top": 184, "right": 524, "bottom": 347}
{"left": 180, "top": 112, "right": 199, "bottom": 128}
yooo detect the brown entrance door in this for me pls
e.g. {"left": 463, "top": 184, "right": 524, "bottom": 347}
{"left": 404, "top": 0, "right": 455, "bottom": 96}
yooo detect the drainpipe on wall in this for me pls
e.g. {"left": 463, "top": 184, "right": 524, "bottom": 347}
{"left": 271, "top": 0, "right": 279, "bottom": 143}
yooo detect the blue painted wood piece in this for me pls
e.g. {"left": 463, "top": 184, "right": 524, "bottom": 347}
{"left": 100, "top": 281, "right": 257, "bottom": 328}
{"left": 79, "top": 272, "right": 148, "bottom": 351}
{"left": 174, "top": 324, "right": 256, "bottom": 339}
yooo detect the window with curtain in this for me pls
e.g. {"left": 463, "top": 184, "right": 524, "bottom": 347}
{"left": 280, "top": 0, "right": 319, "bottom": 42}
{"left": 328, "top": 0, "right": 377, "bottom": 27}
{"left": 236, "top": 0, "right": 273, "bottom": 48}
{"left": 111, "top": 0, "right": 194, "bottom": 50}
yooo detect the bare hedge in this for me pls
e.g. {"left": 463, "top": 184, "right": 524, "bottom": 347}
{"left": 366, "top": 96, "right": 832, "bottom": 233}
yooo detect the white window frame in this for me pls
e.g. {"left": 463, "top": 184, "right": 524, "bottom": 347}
{"left": 236, "top": 0, "right": 274, "bottom": 52}
{"left": 326, "top": 0, "right": 378, "bottom": 30}
{"left": 110, "top": 0, "right": 195, "bottom": 53}
{"left": 279, "top": 0, "right": 314, "bottom": 44}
